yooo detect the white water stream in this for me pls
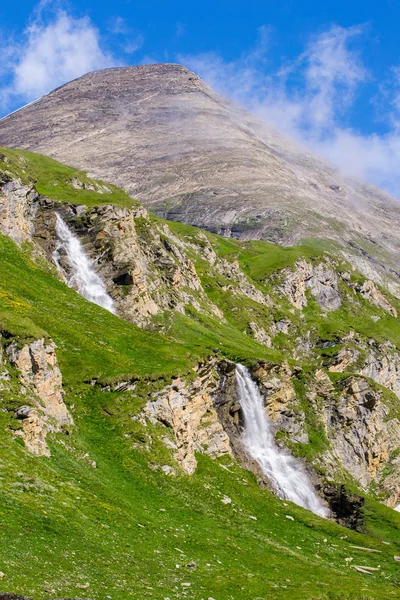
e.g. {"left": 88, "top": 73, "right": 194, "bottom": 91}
{"left": 236, "top": 364, "right": 328, "bottom": 517}
{"left": 53, "top": 214, "right": 116, "bottom": 314}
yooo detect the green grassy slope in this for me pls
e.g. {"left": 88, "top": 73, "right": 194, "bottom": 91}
{"left": 0, "top": 146, "right": 138, "bottom": 208}
{"left": 0, "top": 232, "right": 278, "bottom": 386}
{"left": 3, "top": 389, "right": 400, "bottom": 600}
{"left": 1, "top": 149, "right": 400, "bottom": 599}
{"left": 167, "top": 220, "right": 400, "bottom": 354}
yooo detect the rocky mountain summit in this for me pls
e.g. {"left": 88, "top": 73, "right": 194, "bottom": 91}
{"left": 1, "top": 64, "right": 400, "bottom": 297}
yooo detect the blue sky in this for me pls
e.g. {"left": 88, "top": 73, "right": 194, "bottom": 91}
{"left": 1, "top": 0, "right": 400, "bottom": 196}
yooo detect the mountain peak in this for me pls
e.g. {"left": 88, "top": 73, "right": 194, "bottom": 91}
{"left": 1, "top": 62, "right": 400, "bottom": 295}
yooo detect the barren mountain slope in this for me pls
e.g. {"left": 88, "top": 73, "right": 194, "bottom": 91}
{"left": 1, "top": 63, "right": 400, "bottom": 292}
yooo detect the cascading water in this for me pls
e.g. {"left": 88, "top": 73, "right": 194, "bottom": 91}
{"left": 236, "top": 364, "right": 328, "bottom": 517}
{"left": 53, "top": 213, "right": 116, "bottom": 314}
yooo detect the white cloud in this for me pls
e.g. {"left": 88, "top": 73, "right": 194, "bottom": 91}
{"left": 109, "top": 16, "right": 131, "bottom": 35}
{"left": 108, "top": 15, "right": 144, "bottom": 54}
{"left": 181, "top": 26, "right": 400, "bottom": 198}
{"left": 123, "top": 35, "right": 144, "bottom": 55}
{"left": 1, "top": 11, "right": 118, "bottom": 108}
{"left": 299, "top": 25, "right": 367, "bottom": 128}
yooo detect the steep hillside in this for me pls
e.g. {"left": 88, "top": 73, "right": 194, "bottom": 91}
{"left": 2, "top": 147, "right": 400, "bottom": 599}
{"left": 1, "top": 65, "right": 400, "bottom": 299}
{"left": 0, "top": 148, "right": 400, "bottom": 600}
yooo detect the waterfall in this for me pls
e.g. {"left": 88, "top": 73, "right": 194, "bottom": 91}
{"left": 53, "top": 214, "right": 116, "bottom": 314}
{"left": 236, "top": 364, "right": 329, "bottom": 517}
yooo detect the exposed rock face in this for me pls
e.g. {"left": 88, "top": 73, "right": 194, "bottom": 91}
{"left": 0, "top": 177, "right": 276, "bottom": 330}
{"left": 278, "top": 260, "right": 398, "bottom": 319}
{"left": 0, "top": 176, "right": 39, "bottom": 243}
{"left": 272, "top": 318, "right": 292, "bottom": 335}
{"left": 216, "top": 259, "right": 269, "bottom": 305}
{"left": 93, "top": 204, "right": 161, "bottom": 322}
{"left": 326, "top": 335, "right": 400, "bottom": 404}
{"left": 7, "top": 339, "right": 70, "bottom": 425}
{"left": 279, "top": 260, "right": 341, "bottom": 311}
{"left": 323, "top": 377, "right": 397, "bottom": 487}
{"left": 328, "top": 347, "right": 360, "bottom": 373}
{"left": 360, "top": 344, "right": 400, "bottom": 399}
{"left": 212, "top": 361, "right": 274, "bottom": 487}
{"left": 251, "top": 362, "right": 308, "bottom": 444}
{"left": 68, "top": 203, "right": 224, "bottom": 325}
{"left": 14, "top": 406, "right": 50, "bottom": 457}
{"left": 3, "top": 65, "right": 400, "bottom": 294}
{"left": 0, "top": 182, "right": 225, "bottom": 327}
{"left": 248, "top": 322, "right": 272, "bottom": 348}
{"left": 383, "top": 454, "right": 400, "bottom": 508}
{"left": 223, "top": 360, "right": 400, "bottom": 504}
{"left": 358, "top": 280, "right": 398, "bottom": 316}
{"left": 144, "top": 361, "right": 231, "bottom": 474}
{"left": 6, "top": 339, "right": 71, "bottom": 456}
{"left": 323, "top": 483, "right": 365, "bottom": 531}
{"left": 311, "top": 375, "right": 400, "bottom": 491}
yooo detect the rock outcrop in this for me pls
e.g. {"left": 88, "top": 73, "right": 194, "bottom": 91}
{"left": 0, "top": 176, "right": 226, "bottom": 328}
{"left": 358, "top": 280, "right": 397, "bottom": 317}
{"left": 0, "top": 174, "right": 279, "bottom": 331}
{"left": 279, "top": 260, "right": 341, "bottom": 311}
{"left": 382, "top": 453, "right": 400, "bottom": 508}
{"left": 322, "top": 376, "right": 400, "bottom": 488}
{"left": 326, "top": 338, "right": 400, "bottom": 404}
{"left": 143, "top": 361, "right": 231, "bottom": 474}
{"left": 328, "top": 346, "right": 360, "bottom": 373}
{"left": 251, "top": 362, "right": 309, "bottom": 444}
{"left": 6, "top": 338, "right": 71, "bottom": 456}
{"left": 360, "top": 345, "right": 400, "bottom": 399}
{"left": 68, "top": 204, "right": 225, "bottom": 326}
{"left": 322, "top": 483, "right": 365, "bottom": 531}
{"left": 248, "top": 322, "right": 272, "bottom": 348}
{"left": 0, "top": 175, "right": 38, "bottom": 243}
{"left": 214, "top": 359, "right": 400, "bottom": 504}
{"left": 216, "top": 259, "right": 269, "bottom": 306}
